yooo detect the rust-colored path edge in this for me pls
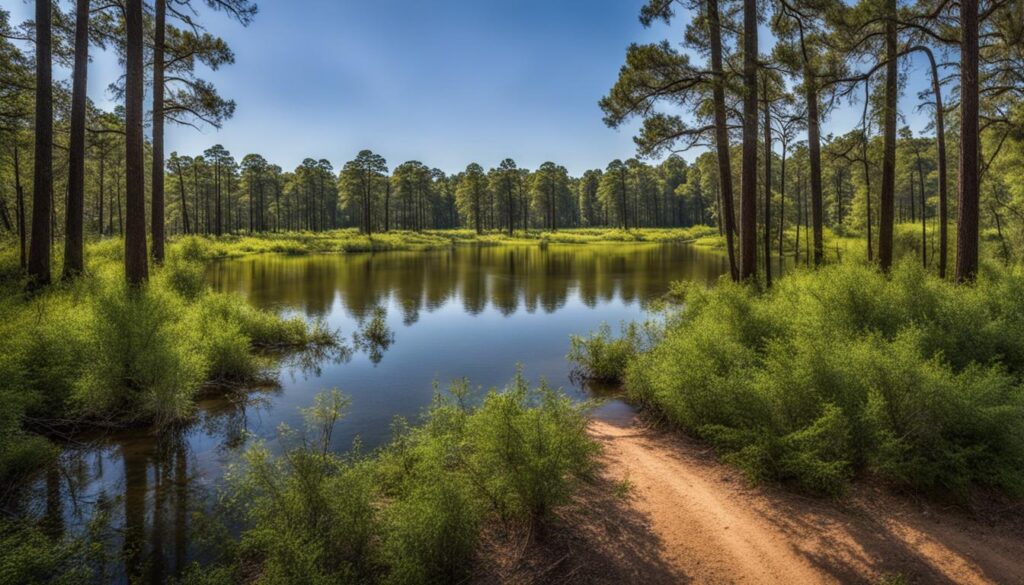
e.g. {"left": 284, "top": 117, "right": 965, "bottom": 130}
{"left": 475, "top": 415, "right": 1024, "bottom": 585}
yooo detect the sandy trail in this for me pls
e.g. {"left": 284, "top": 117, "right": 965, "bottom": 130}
{"left": 587, "top": 416, "right": 1024, "bottom": 585}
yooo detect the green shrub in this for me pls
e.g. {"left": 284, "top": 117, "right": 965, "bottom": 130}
{"left": 379, "top": 471, "right": 480, "bottom": 585}
{"left": 162, "top": 256, "right": 207, "bottom": 299}
{"left": 0, "top": 513, "right": 111, "bottom": 585}
{"left": 194, "top": 293, "right": 316, "bottom": 349}
{"left": 202, "top": 321, "right": 262, "bottom": 384}
{"left": 608, "top": 261, "right": 1024, "bottom": 498}
{"left": 568, "top": 322, "right": 643, "bottom": 382}
{"left": 217, "top": 375, "right": 598, "bottom": 584}
{"left": 225, "top": 390, "right": 375, "bottom": 585}
{"left": 75, "top": 282, "right": 206, "bottom": 425}
{"left": 464, "top": 373, "right": 600, "bottom": 523}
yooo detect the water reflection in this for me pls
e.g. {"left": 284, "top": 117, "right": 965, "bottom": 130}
{"left": 352, "top": 306, "right": 395, "bottom": 365}
{"left": 8, "top": 392, "right": 270, "bottom": 584}
{"left": 15, "top": 242, "right": 740, "bottom": 584}
{"left": 206, "top": 243, "right": 732, "bottom": 319}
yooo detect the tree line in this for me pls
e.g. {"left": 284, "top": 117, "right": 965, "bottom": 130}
{"left": 602, "top": 0, "right": 1024, "bottom": 284}
{"left": 3, "top": 0, "right": 1024, "bottom": 289}
{"left": 1, "top": 0, "right": 254, "bottom": 288}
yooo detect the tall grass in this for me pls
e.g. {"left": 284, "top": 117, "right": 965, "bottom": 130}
{"left": 571, "top": 261, "right": 1024, "bottom": 498}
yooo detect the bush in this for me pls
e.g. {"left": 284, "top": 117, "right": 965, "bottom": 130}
{"left": 584, "top": 261, "right": 1024, "bottom": 498}
{"left": 568, "top": 322, "right": 643, "bottom": 382}
{"left": 161, "top": 256, "right": 207, "bottom": 299}
{"left": 73, "top": 283, "right": 205, "bottom": 424}
{"left": 218, "top": 375, "right": 598, "bottom": 584}
{"left": 194, "top": 293, "right": 316, "bottom": 349}
{"left": 465, "top": 373, "right": 600, "bottom": 522}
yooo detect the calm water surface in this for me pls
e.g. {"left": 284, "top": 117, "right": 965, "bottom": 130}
{"left": 26, "top": 242, "right": 737, "bottom": 582}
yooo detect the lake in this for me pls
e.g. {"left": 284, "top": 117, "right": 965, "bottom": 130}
{"left": 25, "top": 241, "right": 739, "bottom": 583}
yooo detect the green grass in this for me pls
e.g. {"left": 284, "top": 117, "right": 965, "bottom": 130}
{"left": 570, "top": 260, "right": 1024, "bottom": 499}
{"left": 162, "top": 226, "right": 717, "bottom": 261}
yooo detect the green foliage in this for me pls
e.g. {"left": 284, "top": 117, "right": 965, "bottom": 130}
{"left": 0, "top": 240, "right": 338, "bottom": 483}
{"left": 218, "top": 374, "right": 597, "bottom": 584}
{"left": 0, "top": 510, "right": 112, "bottom": 585}
{"left": 161, "top": 255, "right": 208, "bottom": 299}
{"left": 568, "top": 322, "right": 644, "bottom": 382}
{"left": 77, "top": 283, "right": 206, "bottom": 424}
{"left": 578, "top": 262, "right": 1024, "bottom": 498}
{"left": 157, "top": 227, "right": 715, "bottom": 261}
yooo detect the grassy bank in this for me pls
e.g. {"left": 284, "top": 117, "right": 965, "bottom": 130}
{"left": 0, "top": 242, "right": 337, "bottom": 486}
{"left": 165, "top": 226, "right": 718, "bottom": 260}
{"left": 570, "top": 260, "right": 1024, "bottom": 499}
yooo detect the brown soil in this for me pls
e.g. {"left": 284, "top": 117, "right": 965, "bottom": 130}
{"left": 475, "top": 414, "right": 1024, "bottom": 584}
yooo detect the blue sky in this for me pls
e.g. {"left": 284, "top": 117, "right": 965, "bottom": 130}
{"left": 7, "top": 0, "right": 936, "bottom": 175}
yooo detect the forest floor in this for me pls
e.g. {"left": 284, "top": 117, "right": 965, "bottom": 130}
{"left": 476, "top": 414, "right": 1024, "bottom": 585}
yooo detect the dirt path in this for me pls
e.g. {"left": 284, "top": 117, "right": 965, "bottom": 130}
{"left": 586, "top": 416, "right": 1024, "bottom": 585}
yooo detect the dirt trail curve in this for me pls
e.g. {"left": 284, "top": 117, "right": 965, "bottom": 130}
{"left": 587, "top": 416, "right": 1024, "bottom": 585}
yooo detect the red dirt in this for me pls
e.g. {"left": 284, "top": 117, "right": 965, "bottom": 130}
{"left": 477, "top": 414, "right": 1024, "bottom": 584}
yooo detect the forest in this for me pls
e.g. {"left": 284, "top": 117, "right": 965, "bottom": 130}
{"left": 1, "top": 0, "right": 1024, "bottom": 583}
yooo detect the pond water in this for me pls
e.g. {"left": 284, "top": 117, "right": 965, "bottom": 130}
{"left": 23, "top": 242, "right": 743, "bottom": 583}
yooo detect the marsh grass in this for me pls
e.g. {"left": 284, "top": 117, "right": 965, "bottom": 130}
{"left": 162, "top": 226, "right": 717, "bottom": 261}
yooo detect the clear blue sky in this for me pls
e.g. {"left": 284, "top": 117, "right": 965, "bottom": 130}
{"left": 9, "top": 0, "right": 935, "bottom": 175}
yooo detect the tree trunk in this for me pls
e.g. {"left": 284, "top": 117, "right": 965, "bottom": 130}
{"left": 878, "top": 0, "right": 898, "bottom": 271}
{"left": 919, "top": 47, "right": 947, "bottom": 278}
{"left": 779, "top": 146, "right": 786, "bottom": 268}
{"left": 863, "top": 145, "right": 873, "bottom": 263}
{"left": 28, "top": 0, "right": 53, "bottom": 287}
{"left": 98, "top": 151, "right": 105, "bottom": 235}
{"left": 739, "top": 0, "right": 758, "bottom": 281}
{"left": 63, "top": 0, "right": 89, "bottom": 278}
{"left": 794, "top": 164, "right": 801, "bottom": 266}
{"left": 916, "top": 152, "right": 927, "bottom": 267}
{"left": 151, "top": 0, "right": 166, "bottom": 262}
{"left": 124, "top": 0, "right": 148, "bottom": 285}
{"left": 177, "top": 161, "right": 190, "bottom": 234}
{"left": 763, "top": 85, "right": 772, "bottom": 287}
{"left": 806, "top": 75, "right": 824, "bottom": 266}
{"left": 955, "top": 0, "right": 979, "bottom": 282}
{"left": 15, "top": 145, "right": 27, "bottom": 269}
{"left": 709, "top": 0, "right": 739, "bottom": 281}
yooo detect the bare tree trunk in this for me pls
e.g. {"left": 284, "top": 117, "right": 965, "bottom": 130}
{"left": 151, "top": 0, "right": 166, "bottom": 262}
{"left": 63, "top": 0, "right": 89, "bottom": 278}
{"left": 177, "top": 161, "right": 190, "bottom": 234}
{"left": 763, "top": 84, "right": 772, "bottom": 287}
{"left": 916, "top": 151, "right": 927, "bottom": 267}
{"left": 878, "top": 0, "right": 898, "bottom": 271}
{"left": 28, "top": 0, "right": 53, "bottom": 287}
{"left": 806, "top": 77, "right": 824, "bottom": 266}
{"left": 709, "top": 0, "right": 739, "bottom": 281}
{"left": 779, "top": 144, "right": 786, "bottom": 269}
{"left": 917, "top": 47, "right": 947, "bottom": 278}
{"left": 955, "top": 0, "right": 979, "bottom": 282}
{"left": 15, "top": 146, "right": 27, "bottom": 269}
{"left": 740, "top": 0, "right": 758, "bottom": 280}
{"left": 124, "top": 0, "right": 148, "bottom": 285}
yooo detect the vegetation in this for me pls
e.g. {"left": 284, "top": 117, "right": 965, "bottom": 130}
{"left": 191, "top": 374, "right": 597, "bottom": 585}
{"left": 2, "top": 0, "right": 1024, "bottom": 579}
{"left": 571, "top": 260, "right": 1024, "bottom": 498}
{"left": 0, "top": 240, "right": 336, "bottom": 484}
